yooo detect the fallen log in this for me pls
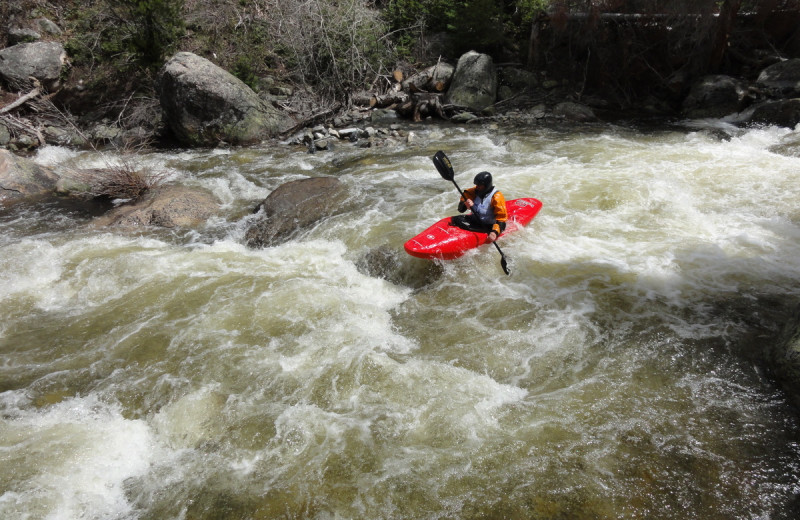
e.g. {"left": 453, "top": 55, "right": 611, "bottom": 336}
{"left": 402, "top": 61, "right": 455, "bottom": 93}
{"left": 397, "top": 92, "right": 446, "bottom": 122}
{"left": 279, "top": 103, "right": 341, "bottom": 137}
{"left": 352, "top": 91, "right": 377, "bottom": 108}
{"left": 353, "top": 91, "right": 410, "bottom": 109}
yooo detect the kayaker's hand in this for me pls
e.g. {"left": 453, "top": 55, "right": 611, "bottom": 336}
{"left": 464, "top": 199, "right": 474, "bottom": 210}
{"left": 487, "top": 231, "right": 498, "bottom": 243}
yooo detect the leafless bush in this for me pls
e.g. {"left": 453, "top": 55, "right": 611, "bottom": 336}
{"left": 252, "top": 0, "right": 395, "bottom": 100}
{"left": 70, "top": 157, "right": 168, "bottom": 201}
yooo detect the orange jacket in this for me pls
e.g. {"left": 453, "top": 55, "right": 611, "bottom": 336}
{"left": 459, "top": 187, "right": 508, "bottom": 235}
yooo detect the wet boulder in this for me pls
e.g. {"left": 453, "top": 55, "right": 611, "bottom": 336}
{"left": 756, "top": 59, "right": 800, "bottom": 98}
{"left": 0, "top": 149, "right": 61, "bottom": 206}
{"left": 157, "top": 52, "right": 291, "bottom": 146}
{"left": 552, "top": 101, "right": 598, "bottom": 122}
{"left": 444, "top": 51, "right": 497, "bottom": 112}
{"left": 245, "top": 177, "right": 350, "bottom": 248}
{"left": 682, "top": 75, "right": 750, "bottom": 118}
{"left": 747, "top": 99, "right": 800, "bottom": 128}
{"left": 356, "top": 245, "right": 443, "bottom": 289}
{"left": 0, "top": 41, "right": 68, "bottom": 91}
{"left": 769, "top": 307, "right": 800, "bottom": 409}
{"left": 94, "top": 184, "right": 220, "bottom": 228}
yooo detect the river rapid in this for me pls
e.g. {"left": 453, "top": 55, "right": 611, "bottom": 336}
{"left": 2, "top": 121, "right": 800, "bottom": 519}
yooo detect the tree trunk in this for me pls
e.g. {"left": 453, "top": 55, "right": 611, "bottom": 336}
{"left": 526, "top": 16, "right": 543, "bottom": 69}
{"left": 708, "top": 0, "right": 742, "bottom": 73}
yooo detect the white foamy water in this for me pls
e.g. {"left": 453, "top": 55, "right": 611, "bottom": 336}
{"left": 0, "top": 393, "right": 160, "bottom": 519}
{"left": 2, "top": 121, "right": 800, "bottom": 519}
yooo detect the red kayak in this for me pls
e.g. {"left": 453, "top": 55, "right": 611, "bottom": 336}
{"left": 404, "top": 197, "right": 543, "bottom": 260}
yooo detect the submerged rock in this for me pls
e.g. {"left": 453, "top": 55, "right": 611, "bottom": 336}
{"left": 770, "top": 306, "right": 800, "bottom": 409}
{"left": 356, "top": 245, "right": 444, "bottom": 289}
{"left": 245, "top": 177, "right": 351, "bottom": 248}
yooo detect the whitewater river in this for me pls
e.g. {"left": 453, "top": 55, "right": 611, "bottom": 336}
{"left": 3, "top": 120, "right": 800, "bottom": 519}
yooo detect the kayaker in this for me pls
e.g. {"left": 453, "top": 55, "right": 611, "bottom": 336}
{"left": 453, "top": 171, "right": 508, "bottom": 243}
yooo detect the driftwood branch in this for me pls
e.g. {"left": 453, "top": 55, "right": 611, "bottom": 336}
{"left": 280, "top": 103, "right": 342, "bottom": 137}
{"left": 0, "top": 88, "right": 40, "bottom": 114}
{"left": 0, "top": 113, "right": 45, "bottom": 144}
{"left": 352, "top": 91, "right": 409, "bottom": 109}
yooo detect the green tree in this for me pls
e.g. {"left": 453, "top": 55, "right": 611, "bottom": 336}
{"left": 383, "top": 0, "right": 555, "bottom": 59}
{"left": 516, "top": 0, "right": 551, "bottom": 67}
{"left": 449, "top": 0, "right": 507, "bottom": 55}
{"left": 115, "top": 0, "right": 185, "bottom": 68}
{"left": 383, "top": 0, "right": 456, "bottom": 57}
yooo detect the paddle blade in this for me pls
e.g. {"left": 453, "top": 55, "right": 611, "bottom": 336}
{"left": 494, "top": 242, "right": 511, "bottom": 275}
{"left": 500, "top": 256, "right": 510, "bottom": 275}
{"left": 432, "top": 151, "right": 455, "bottom": 181}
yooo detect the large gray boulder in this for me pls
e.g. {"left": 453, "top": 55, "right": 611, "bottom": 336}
{"left": 756, "top": 59, "right": 800, "bottom": 98}
{"left": 0, "top": 41, "right": 68, "bottom": 91}
{"left": 0, "top": 149, "right": 60, "bottom": 206}
{"left": 682, "top": 75, "right": 750, "bottom": 118}
{"left": 245, "top": 177, "right": 350, "bottom": 248}
{"left": 158, "top": 52, "right": 291, "bottom": 146}
{"left": 444, "top": 51, "right": 497, "bottom": 112}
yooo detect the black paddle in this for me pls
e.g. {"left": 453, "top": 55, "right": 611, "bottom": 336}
{"left": 432, "top": 150, "right": 511, "bottom": 275}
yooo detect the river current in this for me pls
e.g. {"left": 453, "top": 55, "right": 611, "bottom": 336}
{"left": 2, "top": 121, "right": 800, "bottom": 519}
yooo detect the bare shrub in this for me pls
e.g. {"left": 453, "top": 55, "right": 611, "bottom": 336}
{"left": 252, "top": 0, "right": 396, "bottom": 101}
{"left": 70, "top": 157, "right": 168, "bottom": 201}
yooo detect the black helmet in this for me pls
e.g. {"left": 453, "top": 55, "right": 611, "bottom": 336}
{"left": 474, "top": 171, "right": 492, "bottom": 187}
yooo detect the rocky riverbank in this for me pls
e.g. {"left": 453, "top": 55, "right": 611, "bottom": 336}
{"left": 5, "top": 13, "right": 800, "bottom": 155}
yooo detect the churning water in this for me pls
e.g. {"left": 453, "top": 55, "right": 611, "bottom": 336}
{"left": 3, "top": 121, "right": 800, "bottom": 519}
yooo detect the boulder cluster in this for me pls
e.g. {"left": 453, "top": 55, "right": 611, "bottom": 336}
{"left": 5, "top": 18, "right": 800, "bottom": 153}
{"left": 6, "top": 30, "right": 800, "bottom": 231}
{"left": 682, "top": 60, "right": 800, "bottom": 125}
